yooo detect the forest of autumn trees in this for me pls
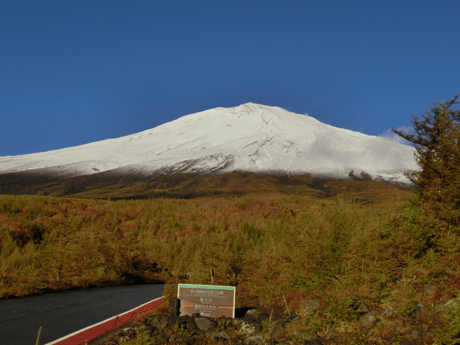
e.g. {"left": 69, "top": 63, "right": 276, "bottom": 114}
{"left": 392, "top": 94, "right": 460, "bottom": 229}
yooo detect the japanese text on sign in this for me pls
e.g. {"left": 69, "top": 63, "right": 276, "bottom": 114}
{"left": 177, "top": 284, "right": 236, "bottom": 318}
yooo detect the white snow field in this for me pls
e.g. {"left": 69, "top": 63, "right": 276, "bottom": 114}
{"left": 0, "top": 103, "right": 419, "bottom": 185}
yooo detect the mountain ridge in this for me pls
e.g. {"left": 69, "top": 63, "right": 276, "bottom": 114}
{"left": 0, "top": 102, "right": 419, "bottom": 185}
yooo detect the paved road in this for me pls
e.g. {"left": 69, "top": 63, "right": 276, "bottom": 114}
{"left": 0, "top": 284, "right": 164, "bottom": 345}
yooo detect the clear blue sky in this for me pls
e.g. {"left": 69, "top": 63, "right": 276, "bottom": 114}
{"left": 1, "top": 0, "right": 459, "bottom": 156}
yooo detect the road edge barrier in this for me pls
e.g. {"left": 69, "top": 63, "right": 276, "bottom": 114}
{"left": 45, "top": 295, "right": 166, "bottom": 345}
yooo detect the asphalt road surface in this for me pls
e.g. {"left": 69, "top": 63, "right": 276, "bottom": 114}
{"left": 0, "top": 284, "right": 165, "bottom": 345}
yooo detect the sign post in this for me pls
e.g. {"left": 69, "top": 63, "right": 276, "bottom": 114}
{"left": 177, "top": 284, "right": 236, "bottom": 318}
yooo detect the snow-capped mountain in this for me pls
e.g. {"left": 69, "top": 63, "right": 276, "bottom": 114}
{"left": 0, "top": 103, "right": 419, "bottom": 185}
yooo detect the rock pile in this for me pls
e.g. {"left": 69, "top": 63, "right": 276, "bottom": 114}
{"left": 99, "top": 297, "right": 296, "bottom": 345}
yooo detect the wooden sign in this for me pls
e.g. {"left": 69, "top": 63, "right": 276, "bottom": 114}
{"left": 177, "top": 284, "right": 236, "bottom": 318}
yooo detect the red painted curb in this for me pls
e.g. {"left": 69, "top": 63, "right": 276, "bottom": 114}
{"left": 45, "top": 296, "right": 165, "bottom": 345}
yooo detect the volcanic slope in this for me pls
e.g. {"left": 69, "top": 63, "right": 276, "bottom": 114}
{"left": 0, "top": 103, "right": 418, "bottom": 185}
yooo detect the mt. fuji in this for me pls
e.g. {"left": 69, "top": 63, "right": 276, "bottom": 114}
{"left": 0, "top": 103, "right": 419, "bottom": 185}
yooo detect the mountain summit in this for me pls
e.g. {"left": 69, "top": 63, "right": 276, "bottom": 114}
{"left": 0, "top": 103, "right": 419, "bottom": 185}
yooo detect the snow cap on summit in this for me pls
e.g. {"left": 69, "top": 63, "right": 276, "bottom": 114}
{"left": 0, "top": 103, "right": 419, "bottom": 185}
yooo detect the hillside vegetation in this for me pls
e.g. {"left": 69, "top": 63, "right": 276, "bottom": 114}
{"left": 2, "top": 175, "right": 460, "bottom": 343}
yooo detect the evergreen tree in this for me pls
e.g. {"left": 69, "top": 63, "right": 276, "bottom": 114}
{"left": 392, "top": 94, "right": 460, "bottom": 227}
